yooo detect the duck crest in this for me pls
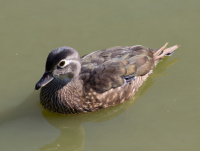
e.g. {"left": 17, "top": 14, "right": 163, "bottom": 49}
{"left": 36, "top": 43, "right": 179, "bottom": 114}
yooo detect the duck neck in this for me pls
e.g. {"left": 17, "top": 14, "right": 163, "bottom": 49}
{"left": 40, "top": 76, "right": 84, "bottom": 114}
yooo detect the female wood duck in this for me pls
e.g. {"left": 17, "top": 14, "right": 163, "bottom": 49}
{"left": 35, "top": 43, "right": 179, "bottom": 114}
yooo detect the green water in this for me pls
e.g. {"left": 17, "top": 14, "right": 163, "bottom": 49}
{"left": 0, "top": 0, "right": 200, "bottom": 150}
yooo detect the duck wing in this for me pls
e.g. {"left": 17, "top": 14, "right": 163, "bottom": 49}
{"left": 80, "top": 46, "right": 155, "bottom": 93}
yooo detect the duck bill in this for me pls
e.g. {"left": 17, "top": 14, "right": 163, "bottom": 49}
{"left": 35, "top": 72, "right": 54, "bottom": 90}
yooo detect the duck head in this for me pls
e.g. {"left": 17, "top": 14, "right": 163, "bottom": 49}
{"left": 35, "top": 46, "right": 81, "bottom": 90}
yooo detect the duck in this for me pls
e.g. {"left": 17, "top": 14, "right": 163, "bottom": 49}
{"left": 35, "top": 43, "right": 179, "bottom": 114}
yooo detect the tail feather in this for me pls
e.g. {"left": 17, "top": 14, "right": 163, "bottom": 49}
{"left": 153, "top": 43, "right": 179, "bottom": 62}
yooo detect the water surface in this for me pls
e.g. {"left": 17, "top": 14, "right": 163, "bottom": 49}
{"left": 0, "top": 0, "right": 200, "bottom": 150}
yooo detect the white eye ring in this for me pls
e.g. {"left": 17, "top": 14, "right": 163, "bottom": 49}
{"left": 57, "top": 59, "right": 71, "bottom": 68}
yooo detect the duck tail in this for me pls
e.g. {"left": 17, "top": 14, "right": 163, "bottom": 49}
{"left": 153, "top": 43, "right": 179, "bottom": 62}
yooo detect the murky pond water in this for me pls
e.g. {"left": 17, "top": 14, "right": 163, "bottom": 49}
{"left": 0, "top": 0, "right": 200, "bottom": 150}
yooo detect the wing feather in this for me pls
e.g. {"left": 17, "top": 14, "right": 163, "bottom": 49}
{"left": 80, "top": 46, "right": 154, "bottom": 93}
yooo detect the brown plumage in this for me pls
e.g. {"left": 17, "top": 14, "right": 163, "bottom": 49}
{"left": 35, "top": 43, "right": 179, "bottom": 114}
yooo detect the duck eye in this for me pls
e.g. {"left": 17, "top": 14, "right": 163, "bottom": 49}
{"left": 58, "top": 60, "right": 66, "bottom": 67}
{"left": 57, "top": 59, "right": 71, "bottom": 68}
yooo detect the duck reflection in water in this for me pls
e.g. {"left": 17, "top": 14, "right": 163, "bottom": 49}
{"left": 39, "top": 57, "right": 178, "bottom": 151}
